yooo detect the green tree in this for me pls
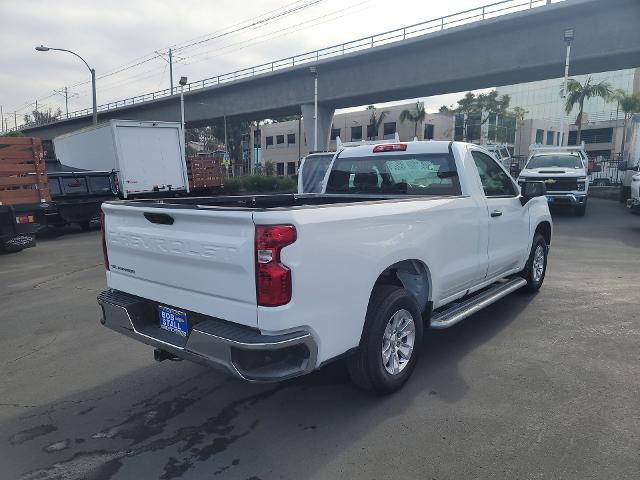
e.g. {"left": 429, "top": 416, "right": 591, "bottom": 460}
{"left": 447, "top": 91, "right": 511, "bottom": 141}
{"left": 563, "top": 76, "right": 612, "bottom": 144}
{"left": 609, "top": 91, "right": 640, "bottom": 159}
{"left": 22, "top": 108, "right": 62, "bottom": 127}
{"left": 366, "top": 105, "right": 388, "bottom": 139}
{"left": 399, "top": 102, "right": 426, "bottom": 138}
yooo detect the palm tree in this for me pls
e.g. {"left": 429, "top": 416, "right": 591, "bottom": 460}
{"left": 366, "top": 105, "right": 388, "bottom": 140}
{"left": 399, "top": 102, "right": 426, "bottom": 139}
{"left": 611, "top": 91, "right": 640, "bottom": 160}
{"left": 563, "top": 76, "right": 612, "bottom": 144}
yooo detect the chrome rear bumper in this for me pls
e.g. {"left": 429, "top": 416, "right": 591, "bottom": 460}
{"left": 97, "top": 290, "right": 317, "bottom": 382}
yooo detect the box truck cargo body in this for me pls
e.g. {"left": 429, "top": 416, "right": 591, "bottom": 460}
{"left": 53, "top": 120, "right": 189, "bottom": 198}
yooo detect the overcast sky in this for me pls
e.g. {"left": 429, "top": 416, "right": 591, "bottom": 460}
{"left": 0, "top": 0, "right": 547, "bottom": 125}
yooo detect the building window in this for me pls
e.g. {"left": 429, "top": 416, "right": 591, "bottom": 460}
{"left": 424, "top": 123, "right": 435, "bottom": 140}
{"left": 568, "top": 128, "right": 613, "bottom": 145}
{"left": 276, "top": 162, "right": 285, "bottom": 175}
{"left": 383, "top": 122, "right": 396, "bottom": 138}
{"left": 287, "top": 162, "right": 296, "bottom": 175}
{"left": 546, "top": 130, "right": 554, "bottom": 145}
{"left": 331, "top": 128, "right": 341, "bottom": 140}
{"left": 276, "top": 134, "right": 285, "bottom": 146}
{"left": 266, "top": 136, "right": 273, "bottom": 148}
{"left": 351, "top": 125, "right": 362, "bottom": 141}
{"left": 287, "top": 133, "right": 295, "bottom": 145}
{"left": 535, "top": 129, "right": 544, "bottom": 144}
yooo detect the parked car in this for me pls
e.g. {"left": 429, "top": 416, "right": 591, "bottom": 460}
{"left": 518, "top": 144, "right": 591, "bottom": 216}
{"left": 0, "top": 136, "right": 49, "bottom": 252}
{"left": 627, "top": 172, "right": 640, "bottom": 214}
{"left": 98, "top": 140, "right": 551, "bottom": 393}
{"left": 297, "top": 152, "right": 335, "bottom": 193}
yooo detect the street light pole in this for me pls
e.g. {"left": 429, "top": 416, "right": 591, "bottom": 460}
{"left": 179, "top": 76, "right": 187, "bottom": 164}
{"left": 309, "top": 66, "right": 318, "bottom": 152}
{"left": 559, "top": 28, "right": 574, "bottom": 146}
{"left": 35, "top": 45, "right": 97, "bottom": 124}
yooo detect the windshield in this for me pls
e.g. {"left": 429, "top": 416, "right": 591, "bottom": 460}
{"left": 325, "top": 152, "right": 460, "bottom": 195}
{"left": 301, "top": 154, "right": 334, "bottom": 193}
{"left": 526, "top": 154, "right": 584, "bottom": 169}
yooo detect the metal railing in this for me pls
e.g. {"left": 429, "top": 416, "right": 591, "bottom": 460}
{"left": 16, "top": 0, "right": 551, "bottom": 131}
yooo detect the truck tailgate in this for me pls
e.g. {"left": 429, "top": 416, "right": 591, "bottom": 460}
{"left": 103, "top": 203, "right": 257, "bottom": 328}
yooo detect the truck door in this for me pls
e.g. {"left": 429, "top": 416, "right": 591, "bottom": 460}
{"left": 471, "top": 150, "right": 529, "bottom": 279}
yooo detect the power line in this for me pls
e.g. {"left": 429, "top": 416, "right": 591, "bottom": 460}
{"left": 11, "top": 0, "right": 326, "bottom": 111}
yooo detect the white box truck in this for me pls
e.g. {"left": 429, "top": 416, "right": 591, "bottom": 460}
{"left": 53, "top": 120, "right": 189, "bottom": 198}
{"left": 620, "top": 113, "right": 640, "bottom": 204}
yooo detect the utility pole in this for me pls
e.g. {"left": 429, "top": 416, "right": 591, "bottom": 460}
{"left": 309, "top": 66, "right": 318, "bottom": 151}
{"left": 65, "top": 87, "right": 69, "bottom": 118}
{"left": 1, "top": 105, "right": 4, "bottom": 132}
{"left": 14, "top": 111, "right": 17, "bottom": 130}
{"left": 156, "top": 49, "right": 174, "bottom": 94}
{"left": 169, "top": 49, "right": 174, "bottom": 95}
{"left": 35, "top": 100, "right": 38, "bottom": 125}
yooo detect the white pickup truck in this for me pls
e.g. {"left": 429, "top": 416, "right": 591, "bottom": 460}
{"left": 98, "top": 141, "right": 552, "bottom": 393}
{"left": 517, "top": 145, "right": 590, "bottom": 216}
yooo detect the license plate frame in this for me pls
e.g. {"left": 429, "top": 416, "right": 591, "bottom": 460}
{"left": 158, "top": 305, "right": 188, "bottom": 337}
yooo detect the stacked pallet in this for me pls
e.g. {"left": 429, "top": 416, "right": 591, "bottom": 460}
{"left": 0, "top": 137, "right": 51, "bottom": 205}
{"left": 186, "top": 155, "right": 224, "bottom": 190}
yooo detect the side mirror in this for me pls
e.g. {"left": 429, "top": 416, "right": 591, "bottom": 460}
{"left": 520, "top": 181, "right": 546, "bottom": 205}
{"left": 588, "top": 164, "right": 602, "bottom": 174}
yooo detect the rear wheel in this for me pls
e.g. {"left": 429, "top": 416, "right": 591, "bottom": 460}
{"left": 78, "top": 220, "right": 91, "bottom": 231}
{"left": 519, "top": 233, "right": 548, "bottom": 293}
{"left": 348, "top": 285, "right": 423, "bottom": 394}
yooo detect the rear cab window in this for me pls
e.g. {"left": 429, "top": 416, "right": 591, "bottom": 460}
{"left": 325, "top": 152, "right": 461, "bottom": 196}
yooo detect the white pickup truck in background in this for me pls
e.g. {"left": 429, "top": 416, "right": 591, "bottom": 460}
{"left": 517, "top": 144, "right": 590, "bottom": 216}
{"left": 98, "top": 140, "right": 552, "bottom": 393}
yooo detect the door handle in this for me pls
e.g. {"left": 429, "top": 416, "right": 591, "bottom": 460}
{"left": 490, "top": 209, "right": 503, "bottom": 217}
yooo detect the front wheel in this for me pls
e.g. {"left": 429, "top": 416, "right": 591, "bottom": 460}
{"left": 519, "top": 233, "right": 548, "bottom": 293}
{"left": 574, "top": 203, "right": 587, "bottom": 216}
{"left": 347, "top": 285, "right": 423, "bottom": 394}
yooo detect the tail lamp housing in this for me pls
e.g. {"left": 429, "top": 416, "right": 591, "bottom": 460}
{"left": 255, "top": 224, "right": 296, "bottom": 306}
{"left": 100, "top": 211, "right": 109, "bottom": 270}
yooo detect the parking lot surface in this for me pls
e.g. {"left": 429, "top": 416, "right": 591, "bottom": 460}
{"left": 1, "top": 198, "right": 639, "bottom": 480}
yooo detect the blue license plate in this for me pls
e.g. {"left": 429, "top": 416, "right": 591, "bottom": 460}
{"left": 158, "top": 306, "right": 188, "bottom": 337}
{"left": 547, "top": 197, "right": 555, "bottom": 203}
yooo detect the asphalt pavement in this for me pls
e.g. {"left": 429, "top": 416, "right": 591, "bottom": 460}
{"left": 1, "top": 198, "right": 639, "bottom": 480}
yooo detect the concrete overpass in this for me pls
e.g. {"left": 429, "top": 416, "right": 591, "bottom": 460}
{"left": 22, "top": 0, "right": 640, "bottom": 150}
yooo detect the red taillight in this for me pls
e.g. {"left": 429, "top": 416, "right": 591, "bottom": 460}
{"left": 100, "top": 211, "right": 109, "bottom": 271}
{"left": 255, "top": 224, "right": 296, "bottom": 307}
{"left": 373, "top": 143, "right": 407, "bottom": 153}
{"left": 15, "top": 215, "right": 34, "bottom": 224}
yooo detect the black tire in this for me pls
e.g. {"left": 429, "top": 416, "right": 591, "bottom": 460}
{"left": 574, "top": 203, "right": 587, "bottom": 216}
{"left": 347, "top": 285, "right": 423, "bottom": 394}
{"left": 519, "top": 233, "right": 548, "bottom": 293}
{"left": 78, "top": 220, "right": 91, "bottom": 231}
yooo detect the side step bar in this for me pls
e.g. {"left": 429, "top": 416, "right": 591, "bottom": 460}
{"left": 430, "top": 277, "right": 527, "bottom": 329}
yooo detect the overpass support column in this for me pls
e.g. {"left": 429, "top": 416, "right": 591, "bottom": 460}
{"left": 301, "top": 103, "right": 334, "bottom": 152}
